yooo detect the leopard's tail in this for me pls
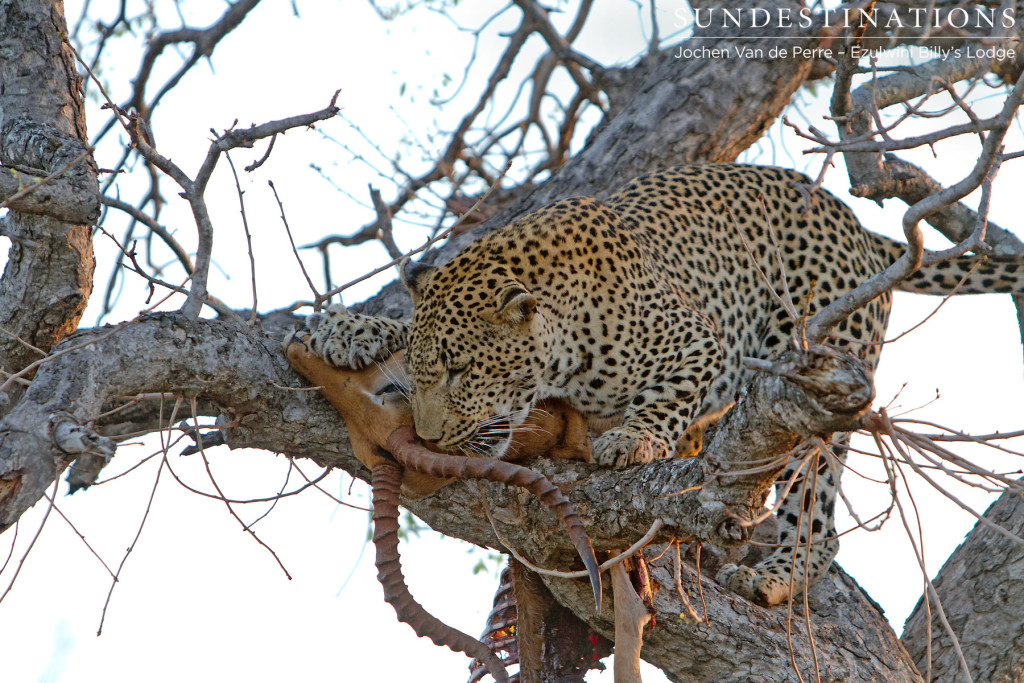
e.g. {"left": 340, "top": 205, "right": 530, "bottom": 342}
{"left": 868, "top": 232, "right": 1024, "bottom": 296}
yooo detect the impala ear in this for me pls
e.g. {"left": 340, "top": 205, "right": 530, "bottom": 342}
{"left": 485, "top": 286, "right": 537, "bottom": 326}
{"left": 400, "top": 258, "right": 436, "bottom": 302}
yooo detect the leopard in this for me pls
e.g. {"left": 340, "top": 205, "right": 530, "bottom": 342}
{"left": 306, "top": 163, "right": 1024, "bottom": 606}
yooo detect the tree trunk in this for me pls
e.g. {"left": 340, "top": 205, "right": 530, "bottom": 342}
{"left": 0, "top": 0, "right": 99, "bottom": 386}
{"left": 901, "top": 486, "right": 1024, "bottom": 683}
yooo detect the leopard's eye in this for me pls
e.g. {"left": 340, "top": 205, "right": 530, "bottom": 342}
{"left": 446, "top": 359, "right": 471, "bottom": 385}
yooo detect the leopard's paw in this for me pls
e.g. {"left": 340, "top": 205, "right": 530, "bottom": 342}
{"left": 717, "top": 563, "right": 790, "bottom": 606}
{"left": 282, "top": 325, "right": 313, "bottom": 354}
{"left": 592, "top": 429, "right": 671, "bottom": 468}
{"left": 307, "top": 303, "right": 408, "bottom": 370}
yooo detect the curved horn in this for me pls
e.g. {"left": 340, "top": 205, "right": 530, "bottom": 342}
{"left": 371, "top": 459, "right": 510, "bottom": 683}
{"left": 385, "top": 426, "right": 602, "bottom": 612}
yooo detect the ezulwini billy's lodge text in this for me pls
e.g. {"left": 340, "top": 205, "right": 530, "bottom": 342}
{"left": 674, "top": 44, "right": 1016, "bottom": 62}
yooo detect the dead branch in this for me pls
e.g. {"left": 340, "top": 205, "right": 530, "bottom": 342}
{"left": 805, "top": 68, "right": 1024, "bottom": 344}
{"left": 124, "top": 94, "right": 340, "bottom": 319}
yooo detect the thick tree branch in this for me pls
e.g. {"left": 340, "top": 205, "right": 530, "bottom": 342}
{"left": 0, "top": 0, "right": 98, "bottom": 401}
{"left": 0, "top": 314, "right": 354, "bottom": 532}
{"left": 901, "top": 485, "right": 1024, "bottom": 682}
{"left": 0, "top": 315, "right": 912, "bottom": 681}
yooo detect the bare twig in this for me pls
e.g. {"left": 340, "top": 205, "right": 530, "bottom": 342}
{"left": 807, "top": 69, "right": 1024, "bottom": 343}
{"left": 43, "top": 492, "right": 116, "bottom": 579}
{"left": 97, "top": 399, "right": 178, "bottom": 636}
{"left": 189, "top": 398, "right": 292, "bottom": 579}
{"left": 888, "top": 457, "right": 975, "bottom": 683}
{"left": 100, "top": 196, "right": 194, "bottom": 276}
{"left": 225, "top": 153, "right": 259, "bottom": 323}
{"left": 0, "top": 482, "right": 57, "bottom": 606}
{"left": 269, "top": 180, "right": 322, "bottom": 304}
{"left": 244, "top": 133, "right": 277, "bottom": 172}
{"left": 316, "top": 163, "right": 510, "bottom": 305}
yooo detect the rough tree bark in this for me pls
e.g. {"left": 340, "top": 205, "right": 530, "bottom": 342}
{"left": 0, "top": 0, "right": 99, "bottom": 522}
{"left": 1, "top": 1, "right": 1023, "bottom": 681}
{"left": 901, "top": 487, "right": 1024, "bottom": 683}
{"left": 0, "top": 0, "right": 99, "bottom": 382}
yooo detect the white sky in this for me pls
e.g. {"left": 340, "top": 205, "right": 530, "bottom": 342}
{"left": 2, "top": 2, "right": 1023, "bottom": 682}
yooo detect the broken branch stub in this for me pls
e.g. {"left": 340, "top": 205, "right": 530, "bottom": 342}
{"left": 696, "top": 346, "right": 874, "bottom": 545}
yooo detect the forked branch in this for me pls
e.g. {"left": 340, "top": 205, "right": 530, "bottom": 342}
{"left": 805, "top": 69, "right": 1024, "bottom": 344}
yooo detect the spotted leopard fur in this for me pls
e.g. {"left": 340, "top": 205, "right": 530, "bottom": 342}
{"left": 308, "top": 163, "right": 1024, "bottom": 605}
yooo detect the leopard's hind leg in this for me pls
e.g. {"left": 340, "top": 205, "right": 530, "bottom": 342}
{"left": 717, "top": 439, "right": 843, "bottom": 606}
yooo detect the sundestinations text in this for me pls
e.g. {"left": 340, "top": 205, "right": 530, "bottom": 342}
{"left": 677, "top": 6, "right": 1018, "bottom": 31}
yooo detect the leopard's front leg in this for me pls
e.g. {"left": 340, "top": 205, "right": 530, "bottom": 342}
{"left": 592, "top": 307, "right": 726, "bottom": 468}
{"left": 307, "top": 303, "right": 410, "bottom": 370}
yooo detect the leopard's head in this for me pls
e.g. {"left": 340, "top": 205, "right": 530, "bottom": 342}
{"left": 400, "top": 256, "right": 545, "bottom": 457}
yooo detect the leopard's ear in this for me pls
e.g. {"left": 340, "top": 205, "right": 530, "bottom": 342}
{"left": 400, "top": 258, "right": 436, "bottom": 302}
{"left": 485, "top": 285, "right": 537, "bottom": 326}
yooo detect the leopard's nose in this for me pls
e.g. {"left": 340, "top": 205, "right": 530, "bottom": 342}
{"left": 412, "top": 404, "right": 444, "bottom": 444}
{"left": 414, "top": 424, "right": 443, "bottom": 443}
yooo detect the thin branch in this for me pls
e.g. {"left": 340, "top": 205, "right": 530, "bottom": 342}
{"left": 190, "top": 398, "right": 292, "bottom": 579}
{"left": 97, "top": 399, "right": 177, "bottom": 636}
{"left": 806, "top": 69, "right": 1024, "bottom": 343}
{"left": 889, "top": 457, "right": 975, "bottom": 683}
{"left": 269, "top": 180, "right": 321, "bottom": 303}
{"left": 316, "top": 163, "right": 510, "bottom": 306}
{"left": 100, "top": 195, "right": 194, "bottom": 275}
{"left": 225, "top": 153, "right": 258, "bottom": 323}
{"left": 369, "top": 185, "right": 403, "bottom": 260}
{"left": 0, "top": 482, "right": 57, "bottom": 606}
{"left": 43, "top": 492, "right": 116, "bottom": 579}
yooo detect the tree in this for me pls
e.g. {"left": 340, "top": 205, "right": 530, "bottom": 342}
{"left": 1, "top": 1, "right": 1023, "bottom": 681}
